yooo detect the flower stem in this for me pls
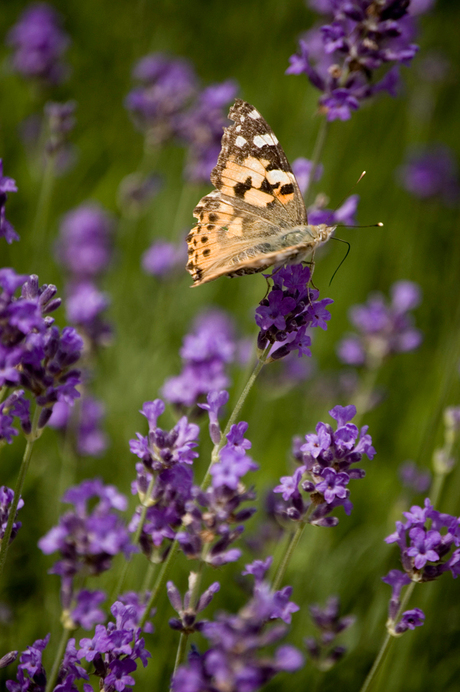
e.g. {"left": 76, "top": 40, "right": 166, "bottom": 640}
{"left": 0, "top": 406, "right": 41, "bottom": 580}
{"left": 139, "top": 539, "right": 179, "bottom": 629}
{"left": 201, "top": 343, "right": 271, "bottom": 489}
{"left": 359, "top": 581, "right": 416, "bottom": 692}
{"left": 305, "top": 116, "right": 328, "bottom": 207}
{"left": 352, "top": 360, "right": 382, "bottom": 426}
{"left": 32, "top": 155, "right": 56, "bottom": 268}
{"left": 44, "top": 627, "right": 71, "bottom": 692}
{"left": 172, "top": 632, "right": 189, "bottom": 681}
{"left": 272, "top": 522, "right": 306, "bottom": 592}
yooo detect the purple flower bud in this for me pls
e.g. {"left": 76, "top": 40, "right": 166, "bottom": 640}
{"left": 0, "top": 160, "right": 19, "bottom": 244}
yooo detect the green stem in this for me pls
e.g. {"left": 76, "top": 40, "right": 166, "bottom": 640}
{"left": 352, "top": 361, "right": 382, "bottom": 427}
{"left": 0, "top": 407, "right": 41, "bottom": 580}
{"left": 171, "top": 559, "right": 207, "bottom": 678}
{"left": 272, "top": 522, "right": 307, "bottom": 592}
{"left": 359, "top": 581, "right": 416, "bottom": 692}
{"left": 44, "top": 627, "right": 71, "bottom": 692}
{"left": 112, "top": 475, "right": 157, "bottom": 600}
{"left": 201, "top": 344, "right": 271, "bottom": 489}
{"left": 32, "top": 155, "right": 56, "bottom": 266}
{"left": 305, "top": 116, "right": 328, "bottom": 207}
{"left": 172, "top": 632, "right": 189, "bottom": 681}
{"left": 139, "top": 539, "right": 179, "bottom": 629}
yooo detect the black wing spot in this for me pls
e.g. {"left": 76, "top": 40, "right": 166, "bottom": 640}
{"left": 260, "top": 178, "right": 279, "bottom": 194}
{"left": 206, "top": 224, "right": 215, "bottom": 231}
{"left": 208, "top": 213, "right": 219, "bottom": 222}
{"left": 280, "top": 183, "right": 295, "bottom": 196}
{"left": 201, "top": 236, "right": 208, "bottom": 243}
{"left": 234, "top": 176, "right": 252, "bottom": 199}
{"left": 203, "top": 249, "right": 211, "bottom": 257}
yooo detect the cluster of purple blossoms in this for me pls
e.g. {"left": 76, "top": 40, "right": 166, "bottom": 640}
{"left": 0, "top": 269, "right": 83, "bottom": 431}
{"left": 397, "top": 145, "right": 459, "bottom": 205}
{"left": 38, "top": 479, "right": 133, "bottom": 610}
{"left": 256, "top": 264, "right": 333, "bottom": 362}
{"left": 337, "top": 280, "right": 422, "bottom": 367}
{"left": 125, "top": 53, "right": 197, "bottom": 145}
{"left": 50, "top": 396, "right": 108, "bottom": 457}
{"left": 382, "top": 499, "right": 460, "bottom": 635}
{"left": 74, "top": 601, "right": 151, "bottom": 691}
{"left": 177, "top": 422, "right": 258, "bottom": 567}
{"left": 305, "top": 596, "right": 355, "bottom": 670}
{"left": 6, "top": 3, "right": 70, "bottom": 85}
{"left": 176, "top": 80, "right": 239, "bottom": 183}
{"left": 275, "top": 405, "right": 375, "bottom": 526}
{"left": 0, "top": 160, "right": 19, "bottom": 244}
{"left": 141, "top": 237, "right": 188, "bottom": 279}
{"left": 292, "top": 157, "right": 359, "bottom": 225}
{"left": 162, "top": 310, "right": 238, "bottom": 408}
{"left": 5, "top": 634, "right": 51, "bottom": 692}
{"left": 167, "top": 573, "right": 220, "bottom": 635}
{"left": 0, "top": 486, "right": 24, "bottom": 544}
{"left": 172, "top": 558, "right": 303, "bottom": 692}
{"left": 398, "top": 460, "right": 431, "bottom": 494}
{"left": 287, "top": 0, "right": 429, "bottom": 121}
{"left": 129, "top": 400, "right": 198, "bottom": 560}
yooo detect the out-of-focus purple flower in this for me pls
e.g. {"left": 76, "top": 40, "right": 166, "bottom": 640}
{"left": 6, "top": 634, "right": 50, "bottom": 692}
{"left": 274, "top": 404, "right": 374, "bottom": 527}
{"left": 197, "top": 389, "right": 229, "bottom": 444}
{"left": 0, "top": 160, "right": 19, "bottom": 244}
{"left": 256, "top": 264, "right": 333, "bottom": 362}
{"left": 172, "top": 563, "right": 303, "bottom": 691}
{"left": 43, "top": 101, "right": 77, "bottom": 174}
{"left": 292, "top": 157, "right": 324, "bottom": 197}
{"left": 38, "top": 479, "right": 132, "bottom": 609}
{"left": 168, "top": 573, "right": 220, "bottom": 634}
{"left": 162, "top": 310, "right": 237, "bottom": 408}
{"left": 337, "top": 280, "right": 422, "bottom": 367}
{"left": 308, "top": 194, "right": 359, "bottom": 226}
{"left": 399, "top": 460, "right": 431, "bottom": 493}
{"left": 49, "top": 396, "right": 108, "bottom": 457}
{"left": 0, "top": 486, "right": 24, "bottom": 545}
{"left": 125, "top": 53, "right": 197, "bottom": 145}
{"left": 394, "top": 608, "right": 425, "bottom": 633}
{"left": 305, "top": 596, "right": 355, "bottom": 670}
{"left": 118, "top": 172, "right": 162, "bottom": 218}
{"left": 0, "top": 390, "right": 31, "bottom": 443}
{"left": 71, "top": 589, "right": 106, "bottom": 630}
{"left": 75, "top": 601, "right": 151, "bottom": 689}
{"left": 142, "top": 238, "right": 188, "bottom": 279}
{"left": 118, "top": 592, "right": 156, "bottom": 634}
{"left": 397, "top": 146, "right": 459, "bottom": 205}
{"left": 56, "top": 203, "right": 114, "bottom": 280}
{"left": 6, "top": 3, "right": 70, "bottom": 85}
{"left": 177, "top": 80, "right": 239, "bottom": 183}
{"left": 287, "top": 1, "right": 422, "bottom": 120}
{"left": 65, "top": 281, "right": 112, "bottom": 347}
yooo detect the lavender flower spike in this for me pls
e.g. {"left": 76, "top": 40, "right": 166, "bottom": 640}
{"left": 0, "top": 160, "right": 19, "bottom": 244}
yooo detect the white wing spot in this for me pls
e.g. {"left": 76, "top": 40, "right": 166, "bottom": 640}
{"left": 253, "top": 135, "right": 265, "bottom": 148}
{"left": 253, "top": 133, "right": 277, "bottom": 148}
{"left": 249, "top": 109, "right": 261, "bottom": 119}
{"left": 235, "top": 125, "right": 242, "bottom": 132}
{"left": 267, "top": 169, "right": 291, "bottom": 184}
{"left": 235, "top": 135, "right": 247, "bottom": 147}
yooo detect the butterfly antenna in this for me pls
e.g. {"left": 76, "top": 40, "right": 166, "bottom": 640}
{"left": 333, "top": 171, "right": 367, "bottom": 212}
{"left": 329, "top": 237, "right": 351, "bottom": 286}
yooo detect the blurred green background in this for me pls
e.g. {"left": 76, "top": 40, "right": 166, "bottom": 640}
{"left": 1, "top": 1, "right": 460, "bottom": 690}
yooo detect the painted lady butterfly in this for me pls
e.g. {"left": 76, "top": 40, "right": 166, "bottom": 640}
{"left": 186, "top": 99, "right": 336, "bottom": 287}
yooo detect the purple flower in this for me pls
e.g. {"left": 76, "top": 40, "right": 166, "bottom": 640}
{"left": 337, "top": 280, "right": 422, "bottom": 366}
{"left": 305, "top": 596, "right": 355, "bottom": 669}
{"left": 71, "top": 589, "right": 106, "bottom": 630}
{"left": 397, "top": 146, "right": 459, "bottom": 204}
{"left": 172, "top": 564, "right": 303, "bottom": 691}
{"left": 0, "top": 390, "right": 31, "bottom": 442}
{"left": 394, "top": 608, "right": 425, "bottom": 634}
{"left": 168, "top": 575, "right": 220, "bottom": 634}
{"left": 256, "top": 265, "right": 333, "bottom": 362}
{"left": 0, "top": 160, "right": 19, "bottom": 244}
{"left": 177, "top": 80, "right": 239, "bottom": 183}
{"left": 382, "top": 569, "right": 412, "bottom": 620}
{"left": 274, "top": 405, "right": 373, "bottom": 526}
{"left": 6, "top": 634, "right": 50, "bottom": 692}
{"left": 399, "top": 460, "right": 431, "bottom": 493}
{"left": 56, "top": 203, "right": 114, "bottom": 280}
{"left": 38, "top": 479, "right": 132, "bottom": 608}
{"left": 308, "top": 194, "right": 359, "bottom": 227}
{"left": 292, "top": 157, "right": 324, "bottom": 197}
{"left": 49, "top": 396, "right": 108, "bottom": 457}
{"left": 287, "top": 1, "right": 421, "bottom": 120}
{"left": 6, "top": 3, "right": 70, "bottom": 84}
{"left": 197, "top": 389, "right": 229, "bottom": 444}
{"left": 142, "top": 238, "right": 188, "bottom": 278}
{"left": 162, "top": 310, "right": 237, "bottom": 408}
{"left": 0, "top": 486, "right": 24, "bottom": 544}
{"left": 125, "top": 53, "right": 197, "bottom": 144}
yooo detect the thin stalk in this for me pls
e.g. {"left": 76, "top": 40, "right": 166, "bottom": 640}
{"left": 305, "top": 116, "right": 328, "bottom": 207}
{"left": 171, "top": 558, "right": 207, "bottom": 679}
{"left": 272, "top": 522, "right": 306, "bottom": 592}
{"left": 201, "top": 344, "right": 271, "bottom": 489}
{"left": 32, "top": 155, "right": 56, "bottom": 266}
{"left": 359, "top": 581, "right": 416, "bottom": 692}
{"left": 141, "top": 561, "right": 157, "bottom": 594}
{"left": 352, "top": 361, "right": 382, "bottom": 427}
{"left": 112, "top": 475, "right": 157, "bottom": 600}
{"left": 139, "top": 539, "right": 179, "bottom": 629}
{"left": 0, "top": 406, "right": 41, "bottom": 580}
{"left": 44, "top": 627, "right": 71, "bottom": 692}
{"left": 172, "top": 632, "right": 189, "bottom": 683}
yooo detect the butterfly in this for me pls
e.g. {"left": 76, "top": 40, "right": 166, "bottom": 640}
{"left": 185, "top": 98, "right": 336, "bottom": 287}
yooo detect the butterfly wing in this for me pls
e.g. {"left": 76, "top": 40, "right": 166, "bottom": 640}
{"left": 186, "top": 99, "right": 308, "bottom": 286}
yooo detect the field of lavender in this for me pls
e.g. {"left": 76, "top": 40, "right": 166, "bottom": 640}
{"left": 1, "top": 1, "right": 460, "bottom": 691}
